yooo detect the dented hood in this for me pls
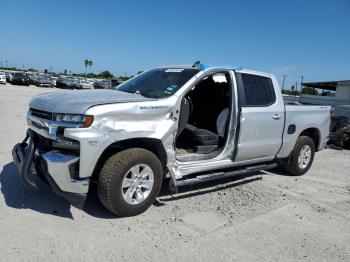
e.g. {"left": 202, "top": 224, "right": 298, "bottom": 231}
{"left": 29, "top": 89, "right": 153, "bottom": 114}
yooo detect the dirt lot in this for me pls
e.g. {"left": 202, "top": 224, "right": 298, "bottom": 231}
{"left": 0, "top": 84, "right": 349, "bottom": 262}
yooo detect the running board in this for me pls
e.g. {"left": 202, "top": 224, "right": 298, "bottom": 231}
{"left": 170, "top": 163, "right": 277, "bottom": 192}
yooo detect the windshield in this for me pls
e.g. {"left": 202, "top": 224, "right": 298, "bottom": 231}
{"left": 117, "top": 68, "right": 199, "bottom": 98}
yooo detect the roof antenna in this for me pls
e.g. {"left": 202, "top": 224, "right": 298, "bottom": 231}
{"left": 192, "top": 60, "right": 201, "bottom": 67}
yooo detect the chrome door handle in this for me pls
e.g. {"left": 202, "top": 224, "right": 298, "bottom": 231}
{"left": 272, "top": 114, "right": 281, "bottom": 120}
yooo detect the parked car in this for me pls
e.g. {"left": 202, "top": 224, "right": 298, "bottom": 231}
{"left": 10, "top": 73, "right": 30, "bottom": 86}
{"left": 111, "top": 79, "right": 120, "bottom": 88}
{"left": 36, "top": 76, "right": 54, "bottom": 87}
{"left": 56, "top": 77, "right": 82, "bottom": 89}
{"left": 94, "top": 80, "right": 111, "bottom": 89}
{"left": 0, "top": 73, "right": 6, "bottom": 84}
{"left": 29, "top": 75, "right": 39, "bottom": 85}
{"left": 79, "top": 79, "right": 94, "bottom": 89}
{"left": 12, "top": 64, "right": 330, "bottom": 217}
{"left": 6, "top": 73, "right": 13, "bottom": 83}
{"left": 328, "top": 105, "right": 350, "bottom": 149}
{"left": 51, "top": 76, "right": 58, "bottom": 87}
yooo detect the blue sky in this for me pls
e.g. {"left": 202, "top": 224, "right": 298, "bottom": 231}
{"left": 1, "top": 0, "right": 349, "bottom": 87}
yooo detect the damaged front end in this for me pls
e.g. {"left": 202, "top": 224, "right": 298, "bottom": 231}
{"left": 12, "top": 111, "right": 90, "bottom": 208}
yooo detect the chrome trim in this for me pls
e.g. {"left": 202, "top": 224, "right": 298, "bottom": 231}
{"left": 27, "top": 111, "right": 81, "bottom": 139}
{"left": 41, "top": 151, "right": 89, "bottom": 194}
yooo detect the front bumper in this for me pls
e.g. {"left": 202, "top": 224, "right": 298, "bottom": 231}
{"left": 12, "top": 129, "right": 89, "bottom": 207}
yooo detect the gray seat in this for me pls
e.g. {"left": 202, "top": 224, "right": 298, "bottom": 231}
{"left": 216, "top": 108, "right": 229, "bottom": 137}
{"left": 177, "top": 98, "right": 191, "bottom": 137}
{"left": 183, "top": 108, "right": 229, "bottom": 146}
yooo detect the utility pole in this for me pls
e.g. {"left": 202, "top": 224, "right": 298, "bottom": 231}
{"left": 300, "top": 75, "right": 305, "bottom": 95}
{"left": 281, "top": 75, "right": 287, "bottom": 92}
{"left": 5, "top": 60, "right": 8, "bottom": 68}
{"left": 0, "top": 60, "right": 2, "bottom": 68}
{"left": 295, "top": 82, "right": 298, "bottom": 96}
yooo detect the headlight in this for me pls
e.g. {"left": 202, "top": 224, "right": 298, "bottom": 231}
{"left": 55, "top": 114, "right": 94, "bottom": 127}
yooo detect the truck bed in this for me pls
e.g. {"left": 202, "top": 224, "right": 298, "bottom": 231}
{"left": 277, "top": 105, "right": 330, "bottom": 158}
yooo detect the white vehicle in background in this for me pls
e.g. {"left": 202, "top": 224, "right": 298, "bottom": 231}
{"left": 51, "top": 76, "right": 58, "bottom": 87}
{"left": 79, "top": 79, "right": 94, "bottom": 89}
{"left": 6, "top": 72, "right": 13, "bottom": 83}
{"left": 0, "top": 73, "right": 6, "bottom": 84}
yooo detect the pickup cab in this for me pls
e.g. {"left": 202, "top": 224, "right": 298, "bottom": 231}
{"left": 12, "top": 63, "right": 330, "bottom": 216}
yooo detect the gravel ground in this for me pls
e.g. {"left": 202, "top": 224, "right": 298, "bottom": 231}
{"left": 0, "top": 83, "right": 349, "bottom": 261}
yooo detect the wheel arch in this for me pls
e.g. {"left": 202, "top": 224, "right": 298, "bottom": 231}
{"left": 299, "top": 127, "right": 321, "bottom": 151}
{"left": 91, "top": 138, "right": 168, "bottom": 180}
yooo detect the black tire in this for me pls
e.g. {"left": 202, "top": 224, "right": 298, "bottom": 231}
{"left": 97, "top": 148, "right": 163, "bottom": 217}
{"left": 345, "top": 133, "right": 350, "bottom": 150}
{"left": 282, "top": 136, "right": 315, "bottom": 176}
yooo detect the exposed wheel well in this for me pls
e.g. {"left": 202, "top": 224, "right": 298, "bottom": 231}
{"left": 91, "top": 138, "right": 168, "bottom": 181}
{"left": 299, "top": 128, "right": 320, "bottom": 151}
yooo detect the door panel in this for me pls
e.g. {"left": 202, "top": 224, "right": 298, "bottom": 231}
{"left": 234, "top": 73, "right": 284, "bottom": 162}
{"left": 235, "top": 106, "right": 284, "bottom": 161}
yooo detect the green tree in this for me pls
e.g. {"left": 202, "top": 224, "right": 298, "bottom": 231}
{"left": 88, "top": 60, "right": 93, "bottom": 73}
{"left": 99, "top": 71, "right": 113, "bottom": 79}
{"left": 84, "top": 59, "right": 89, "bottom": 77}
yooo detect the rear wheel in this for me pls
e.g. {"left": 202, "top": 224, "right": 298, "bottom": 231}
{"left": 282, "top": 136, "right": 315, "bottom": 176}
{"left": 344, "top": 132, "right": 350, "bottom": 149}
{"left": 97, "top": 148, "right": 163, "bottom": 217}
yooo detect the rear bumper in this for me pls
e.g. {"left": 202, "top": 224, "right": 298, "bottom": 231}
{"left": 12, "top": 129, "right": 89, "bottom": 207}
{"left": 38, "top": 83, "right": 53, "bottom": 87}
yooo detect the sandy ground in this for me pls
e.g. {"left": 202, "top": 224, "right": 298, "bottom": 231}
{"left": 0, "top": 83, "right": 349, "bottom": 262}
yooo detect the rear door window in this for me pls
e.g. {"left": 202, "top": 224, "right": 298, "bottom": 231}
{"left": 240, "top": 74, "right": 276, "bottom": 106}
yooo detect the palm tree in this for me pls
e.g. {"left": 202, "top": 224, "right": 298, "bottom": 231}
{"left": 84, "top": 59, "right": 89, "bottom": 77}
{"left": 88, "top": 60, "right": 93, "bottom": 75}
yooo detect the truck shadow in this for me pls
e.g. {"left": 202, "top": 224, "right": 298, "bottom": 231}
{"left": 0, "top": 162, "right": 74, "bottom": 219}
{"left": 1, "top": 162, "right": 285, "bottom": 219}
{"left": 82, "top": 186, "right": 119, "bottom": 219}
{"left": 84, "top": 173, "right": 267, "bottom": 217}
{"left": 158, "top": 173, "right": 264, "bottom": 202}
{"left": 0, "top": 162, "right": 118, "bottom": 219}
{"left": 262, "top": 167, "right": 293, "bottom": 176}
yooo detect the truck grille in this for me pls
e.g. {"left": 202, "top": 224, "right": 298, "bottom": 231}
{"left": 35, "top": 132, "right": 80, "bottom": 154}
{"left": 30, "top": 108, "right": 53, "bottom": 120}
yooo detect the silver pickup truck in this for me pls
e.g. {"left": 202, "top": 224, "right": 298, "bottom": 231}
{"left": 12, "top": 63, "right": 330, "bottom": 216}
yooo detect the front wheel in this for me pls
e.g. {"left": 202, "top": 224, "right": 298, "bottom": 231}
{"left": 97, "top": 148, "right": 163, "bottom": 217}
{"left": 282, "top": 136, "right": 315, "bottom": 176}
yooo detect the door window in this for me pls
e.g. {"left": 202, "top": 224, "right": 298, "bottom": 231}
{"left": 240, "top": 74, "right": 276, "bottom": 106}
